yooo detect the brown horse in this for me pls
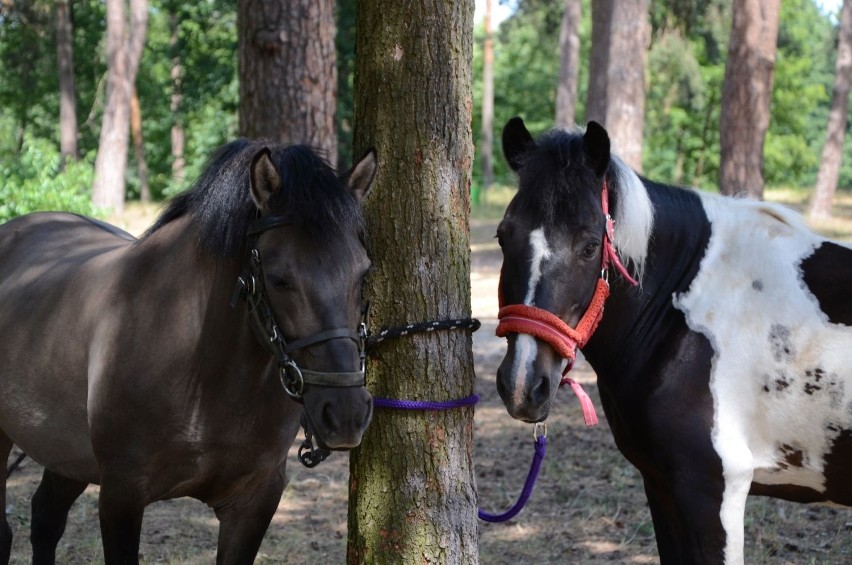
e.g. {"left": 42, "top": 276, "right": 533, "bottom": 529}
{"left": 0, "top": 141, "right": 376, "bottom": 564}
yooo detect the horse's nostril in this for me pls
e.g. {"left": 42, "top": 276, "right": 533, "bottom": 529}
{"left": 530, "top": 375, "right": 550, "bottom": 405}
{"left": 496, "top": 369, "right": 510, "bottom": 401}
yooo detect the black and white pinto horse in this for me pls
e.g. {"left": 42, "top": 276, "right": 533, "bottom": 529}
{"left": 494, "top": 118, "right": 852, "bottom": 564}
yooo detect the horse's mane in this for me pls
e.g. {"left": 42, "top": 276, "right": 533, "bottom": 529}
{"left": 143, "top": 140, "right": 362, "bottom": 257}
{"left": 511, "top": 127, "right": 654, "bottom": 281}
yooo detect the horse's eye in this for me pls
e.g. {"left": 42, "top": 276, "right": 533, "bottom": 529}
{"left": 581, "top": 241, "right": 599, "bottom": 260}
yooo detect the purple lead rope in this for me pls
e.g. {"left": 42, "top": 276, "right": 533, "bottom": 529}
{"left": 372, "top": 394, "right": 480, "bottom": 411}
{"left": 477, "top": 433, "right": 547, "bottom": 523}
{"left": 373, "top": 394, "right": 547, "bottom": 523}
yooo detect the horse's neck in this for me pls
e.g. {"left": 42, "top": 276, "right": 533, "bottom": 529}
{"left": 584, "top": 182, "right": 712, "bottom": 381}
{"left": 137, "top": 218, "right": 270, "bottom": 380}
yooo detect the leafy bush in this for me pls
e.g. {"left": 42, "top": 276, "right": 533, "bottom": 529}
{"left": 0, "top": 135, "right": 99, "bottom": 222}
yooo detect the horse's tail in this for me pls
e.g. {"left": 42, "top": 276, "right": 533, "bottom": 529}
{"left": 6, "top": 451, "right": 26, "bottom": 476}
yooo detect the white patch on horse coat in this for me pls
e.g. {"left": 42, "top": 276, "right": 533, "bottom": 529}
{"left": 525, "top": 228, "right": 552, "bottom": 305}
{"left": 673, "top": 192, "right": 852, "bottom": 565}
{"left": 609, "top": 156, "right": 655, "bottom": 281}
{"left": 511, "top": 228, "right": 552, "bottom": 406}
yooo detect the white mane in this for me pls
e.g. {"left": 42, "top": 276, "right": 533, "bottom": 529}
{"left": 609, "top": 155, "right": 654, "bottom": 282}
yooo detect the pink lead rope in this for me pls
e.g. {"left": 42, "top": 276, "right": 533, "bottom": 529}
{"left": 496, "top": 177, "right": 639, "bottom": 427}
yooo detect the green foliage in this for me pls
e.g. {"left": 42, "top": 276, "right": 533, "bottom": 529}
{"left": 0, "top": 134, "right": 97, "bottom": 221}
{"left": 473, "top": 0, "right": 843, "bottom": 192}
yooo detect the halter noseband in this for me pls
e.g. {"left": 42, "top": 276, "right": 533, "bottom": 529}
{"left": 495, "top": 178, "right": 638, "bottom": 426}
{"left": 231, "top": 215, "right": 367, "bottom": 402}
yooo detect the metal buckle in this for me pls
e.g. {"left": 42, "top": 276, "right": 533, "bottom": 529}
{"left": 533, "top": 422, "right": 547, "bottom": 440}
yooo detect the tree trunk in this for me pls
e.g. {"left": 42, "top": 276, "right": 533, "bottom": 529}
{"left": 808, "top": 0, "right": 852, "bottom": 220}
{"left": 347, "top": 1, "right": 478, "bottom": 563}
{"left": 55, "top": 0, "right": 78, "bottom": 168}
{"left": 585, "top": 0, "right": 613, "bottom": 125}
{"left": 481, "top": 0, "right": 494, "bottom": 195}
{"left": 91, "top": 0, "right": 148, "bottom": 213}
{"left": 169, "top": 5, "right": 185, "bottom": 187}
{"left": 555, "top": 0, "right": 581, "bottom": 127}
{"left": 584, "top": 0, "right": 647, "bottom": 171}
{"left": 719, "top": 0, "right": 780, "bottom": 198}
{"left": 237, "top": 0, "right": 337, "bottom": 159}
{"left": 605, "top": 0, "right": 647, "bottom": 171}
{"left": 130, "top": 87, "right": 149, "bottom": 202}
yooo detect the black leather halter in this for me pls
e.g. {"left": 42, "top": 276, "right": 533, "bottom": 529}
{"left": 230, "top": 215, "right": 367, "bottom": 401}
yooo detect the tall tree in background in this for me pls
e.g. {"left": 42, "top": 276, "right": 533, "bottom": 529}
{"left": 584, "top": 0, "right": 648, "bottom": 170}
{"left": 481, "top": 0, "right": 495, "bottom": 194}
{"left": 808, "top": 0, "right": 852, "bottom": 220}
{"left": 55, "top": 0, "right": 78, "bottom": 167}
{"left": 586, "top": 0, "right": 612, "bottom": 126}
{"left": 91, "top": 0, "right": 148, "bottom": 213}
{"left": 719, "top": 0, "right": 780, "bottom": 198}
{"left": 347, "top": 0, "right": 478, "bottom": 563}
{"left": 556, "top": 0, "right": 581, "bottom": 127}
{"left": 130, "top": 88, "right": 149, "bottom": 201}
{"left": 238, "top": 0, "right": 337, "bottom": 159}
{"left": 168, "top": 2, "right": 185, "bottom": 187}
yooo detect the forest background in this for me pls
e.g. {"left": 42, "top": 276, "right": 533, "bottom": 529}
{"left": 0, "top": 0, "right": 849, "bottom": 221}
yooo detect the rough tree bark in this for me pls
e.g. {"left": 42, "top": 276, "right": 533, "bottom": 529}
{"left": 91, "top": 0, "right": 148, "bottom": 213}
{"left": 238, "top": 0, "right": 337, "bottom": 159}
{"left": 584, "top": 0, "right": 647, "bottom": 170}
{"left": 55, "top": 0, "right": 78, "bottom": 167}
{"left": 719, "top": 0, "right": 780, "bottom": 198}
{"left": 347, "top": 0, "right": 478, "bottom": 563}
{"left": 481, "top": 0, "right": 494, "bottom": 194}
{"left": 808, "top": 0, "right": 852, "bottom": 220}
{"left": 556, "top": 0, "right": 581, "bottom": 127}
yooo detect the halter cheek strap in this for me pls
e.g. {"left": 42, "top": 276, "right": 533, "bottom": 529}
{"left": 495, "top": 178, "right": 638, "bottom": 427}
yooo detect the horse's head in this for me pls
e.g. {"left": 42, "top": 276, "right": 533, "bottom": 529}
{"left": 247, "top": 146, "right": 377, "bottom": 450}
{"left": 495, "top": 118, "right": 615, "bottom": 422}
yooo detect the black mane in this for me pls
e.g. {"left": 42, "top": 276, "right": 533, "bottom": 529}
{"left": 144, "top": 141, "right": 362, "bottom": 256}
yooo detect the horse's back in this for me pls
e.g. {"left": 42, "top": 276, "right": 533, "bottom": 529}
{"left": 0, "top": 212, "right": 135, "bottom": 482}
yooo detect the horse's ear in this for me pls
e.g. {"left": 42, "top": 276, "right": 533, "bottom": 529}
{"left": 502, "top": 117, "right": 536, "bottom": 171}
{"left": 583, "top": 121, "right": 611, "bottom": 177}
{"left": 249, "top": 147, "right": 280, "bottom": 212}
{"left": 342, "top": 148, "right": 377, "bottom": 204}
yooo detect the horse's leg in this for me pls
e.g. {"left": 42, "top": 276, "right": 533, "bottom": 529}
{"left": 0, "top": 433, "right": 13, "bottom": 565}
{"left": 213, "top": 466, "right": 286, "bottom": 565}
{"left": 30, "top": 469, "right": 88, "bottom": 565}
{"left": 642, "top": 470, "right": 727, "bottom": 565}
{"left": 97, "top": 474, "right": 146, "bottom": 565}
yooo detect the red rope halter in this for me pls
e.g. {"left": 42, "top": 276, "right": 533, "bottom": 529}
{"left": 496, "top": 179, "right": 638, "bottom": 426}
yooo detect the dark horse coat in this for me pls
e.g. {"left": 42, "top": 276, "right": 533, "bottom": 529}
{"left": 0, "top": 143, "right": 377, "bottom": 564}
{"left": 495, "top": 118, "right": 852, "bottom": 564}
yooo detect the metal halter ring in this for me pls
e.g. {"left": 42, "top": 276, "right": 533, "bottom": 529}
{"left": 279, "top": 360, "right": 305, "bottom": 399}
{"left": 533, "top": 422, "right": 548, "bottom": 440}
